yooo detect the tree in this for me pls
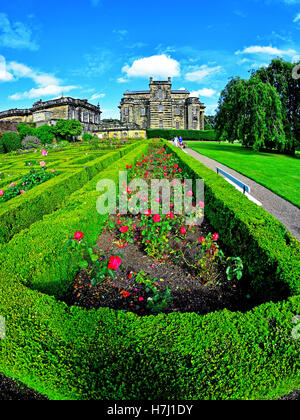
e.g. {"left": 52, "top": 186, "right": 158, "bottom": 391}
{"left": 35, "top": 125, "right": 55, "bottom": 145}
{"left": 251, "top": 58, "right": 300, "bottom": 154}
{"left": 17, "top": 123, "right": 35, "bottom": 140}
{"left": 54, "top": 119, "right": 82, "bottom": 141}
{"left": 215, "top": 76, "right": 286, "bottom": 151}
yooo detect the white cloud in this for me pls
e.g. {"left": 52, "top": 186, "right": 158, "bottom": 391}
{"left": 0, "top": 13, "right": 38, "bottom": 50}
{"left": 205, "top": 103, "right": 218, "bottom": 115}
{"left": 236, "top": 45, "right": 297, "bottom": 57}
{"left": 90, "top": 93, "right": 105, "bottom": 101}
{"left": 117, "top": 77, "right": 129, "bottom": 83}
{"left": 294, "top": 13, "right": 300, "bottom": 22}
{"left": 122, "top": 54, "right": 180, "bottom": 78}
{"left": 0, "top": 55, "right": 13, "bottom": 82}
{"left": 185, "top": 65, "right": 222, "bottom": 82}
{"left": 10, "top": 85, "right": 76, "bottom": 100}
{"left": 7, "top": 60, "right": 77, "bottom": 100}
{"left": 190, "top": 88, "right": 217, "bottom": 98}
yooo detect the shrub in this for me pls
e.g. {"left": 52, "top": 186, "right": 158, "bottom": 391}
{"left": 82, "top": 133, "right": 94, "bottom": 141}
{"left": 21, "top": 136, "right": 41, "bottom": 148}
{"left": 146, "top": 129, "right": 217, "bottom": 141}
{"left": 1, "top": 132, "right": 21, "bottom": 153}
{"left": 17, "top": 123, "right": 36, "bottom": 140}
{"left": 35, "top": 125, "right": 55, "bottom": 145}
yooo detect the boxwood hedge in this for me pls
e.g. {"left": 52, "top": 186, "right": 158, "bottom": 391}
{"left": 147, "top": 129, "right": 217, "bottom": 141}
{"left": 165, "top": 141, "right": 300, "bottom": 301}
{"left": 0, "top": 139, "right": 299, "bottom": 400}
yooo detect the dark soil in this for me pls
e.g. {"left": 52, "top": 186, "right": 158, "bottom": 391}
{"left": 0, "top": 373, "right": 47, "bottom": 400}
{"left": 66, "top": 217, "right": 254, "bottom": 316}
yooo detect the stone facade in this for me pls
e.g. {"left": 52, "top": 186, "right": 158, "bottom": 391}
{"left": 95, "top": 122, "right": 146, "bottom": 139}
{"left": 0, "top": 97, "right": 102, "bottom": 133}
{"left": 119, "top": 78, "right": 205, "bottom": 130}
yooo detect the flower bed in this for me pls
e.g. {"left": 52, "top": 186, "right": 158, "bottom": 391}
{"left": 66, "top": 142, "right": 250, "bottom": 315}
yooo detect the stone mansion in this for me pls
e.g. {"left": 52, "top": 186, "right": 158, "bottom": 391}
{"left": 0, "top": 78, "right": 206, "bottom": 137}
{"left": 119, "top": 78, "right": 206, "bottom": 130}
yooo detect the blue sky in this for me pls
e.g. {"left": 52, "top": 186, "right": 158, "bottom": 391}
{"left": 0, "top": 0, "right": 299, "bottom": 118}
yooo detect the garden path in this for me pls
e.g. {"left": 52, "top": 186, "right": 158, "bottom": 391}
{"left": 185, "top": 146, "right": 300, "bottom": 240}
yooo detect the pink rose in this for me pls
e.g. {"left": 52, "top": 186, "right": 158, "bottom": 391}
{"left": 41, "top": 150, "right": 48, "bottom": 156}
{"left": 120, "top": 226, "right": 129, "bottom": 234}
{"left": 10, "top": 183, "right": 15, "bottom": 188}
{"left": 40, "top": 161, "right": 46, "bottom": 168}
{"left": 180, "top": 227, "right": 187, "bottom": 235}
{"left": 199, "top": 236, "right": 205, "bottom": 244}
{"left": 212, "top": 233, "right": 219, "bottom": 241}
{"left": 0, "top": 190, "right": 4, "bottom": 196}
{"left": 187, "top": 191, "right": 193, "bottom": 197}
{"left": 108, "top": 256, "right": 122, "bottom": 270}
{"left": 153, "top": 214, "right": 161, "bottom": 223}
{"left": 20, "top": 190, "right": 25, "bottom": 194}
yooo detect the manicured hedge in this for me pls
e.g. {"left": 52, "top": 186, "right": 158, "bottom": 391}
{"left": 0, "top": 139, "right": 299, "bottom": 400}
{"left": 146, "top": 129, "right": 217, "bottom": 141}
{"left": 0, "top": 271, "right": 299, "bottom": 400}
{"left": 165, "top": 142, "right": 300, "bottom": 301}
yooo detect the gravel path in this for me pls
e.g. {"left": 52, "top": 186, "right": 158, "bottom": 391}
{"left": 185, "top": 147, "right": 300, "bottom": 240}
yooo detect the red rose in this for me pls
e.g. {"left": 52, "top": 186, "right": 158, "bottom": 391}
{"left": 74, "top": 231, "right": 84, "bottom": 241}
{"left": 167, "top": 211, "right": 174, "bottom": 219}
{"left": 180, "top": 227, "right": 187, "bottom": 235}
{"left": 199, "top": 236, "right": 205, "bottom": 244}
{"left": 144, "top": 209, "right": 151, "bottom": 216}
{"left": 153, "top": 214, "right": 161, "bottom": 223}
{"left": 212, "top": 233, "right": 219, "bottom": 241}
{"left": 108, "top": 256, "right": 122, "bottom": 270}
{"left": 120, "top": 226, "right": 129, "bottom": 234}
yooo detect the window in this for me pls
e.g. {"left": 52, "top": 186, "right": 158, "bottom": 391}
{"left": 176, "top": 121, "right": 180, "bottom": 129}
{"left": 159, "top": 104, "right": 163, "bottom": 113}
{"left": 124, "top": 107, "right": 129, "bottom": 116}
{"left": 159, "top": 120, "right": 163, "bottom": 129}
{"left": 193, "top": 122, "right": 198, "bottom": 130}
{"left": 193, "top": 107, "right": 197, "bottom": 116}
{"left": 158, "top": 89, "right": 163, "bottom": 100}
{"left": 141, "top": 107, "right": 146, "bottom": 116}
{"left": 175, "top": 106, "right": 180, "bottom": 116}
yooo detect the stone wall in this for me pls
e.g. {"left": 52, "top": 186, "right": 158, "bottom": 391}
{"left": 0, "top": 121, "right": 19, "bottom": 137}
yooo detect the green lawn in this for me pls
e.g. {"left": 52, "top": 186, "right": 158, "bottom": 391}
{"left": 187, "top": 141, "right": 300, "bottom": 208}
